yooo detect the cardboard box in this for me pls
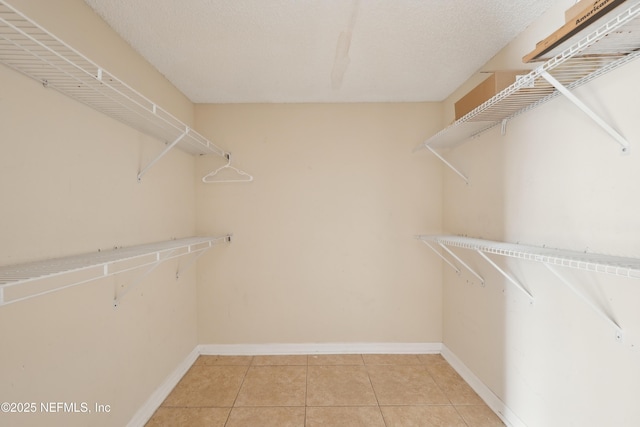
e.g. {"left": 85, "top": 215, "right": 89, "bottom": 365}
{"left": 523, "top": 0, "right": 626, "bottom": 62}
{"left": 565, "top": 0, "right": 593, "bottom": 23}
{"left": 454, "top": 71, "right": 528, "bottom": 120}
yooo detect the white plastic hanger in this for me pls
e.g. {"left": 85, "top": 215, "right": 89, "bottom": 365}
{"left": 202, "top": 156, "right": 253, "bottom": 183}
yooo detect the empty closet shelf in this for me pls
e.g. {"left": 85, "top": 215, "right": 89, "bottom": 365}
{"left": 0, "top": 1, "right": 226, "bottom": 158}
{"left": 0, "top": 235, "right": 231, "bottom": 306}
{"left": 417, "top": 235, "right": 640, "bottom": 280}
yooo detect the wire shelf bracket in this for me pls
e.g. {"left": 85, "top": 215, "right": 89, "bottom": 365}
{"left": 113, "top": 247, "right": 179, "bottom": 307}
{"left": 137, "top": 129, "right": 187, "bottom": 182}
{"left": 543, "top": 263, "right": 623, "bottom": 340}
{"left": 420, "top": 239, "right": 461, "bottom": 275}
{"left": 417, "top": 234, "right": 640, "bottom": 338}
{"left": 175, "top": 235, "right": 232, "bottom": 280}
{"left": 0, "top": 235, "right": 231, "bottom": 307}
{"left": 424, "top": 145, "right": 469, "bottom": 185}
{"left": 414, "top": 1, "right": 640, "bottom": 181}
{"left": 540, "top": 71, "right": 630, "bottom": 153}
{"left": 476, "top": 250, "right": 534, "bottom": 302}
{"left": 439, "top": 243, "right": 485, "bottom": 285}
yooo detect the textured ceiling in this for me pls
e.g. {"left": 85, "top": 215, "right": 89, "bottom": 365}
{"left": 83, "top": 0, "right": 559, "bottom": 103}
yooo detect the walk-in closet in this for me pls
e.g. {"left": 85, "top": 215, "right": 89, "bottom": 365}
{"left": 1, "top": 1, "right": 639, "bottom": 426}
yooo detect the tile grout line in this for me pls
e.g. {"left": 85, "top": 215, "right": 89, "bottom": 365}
{"left": 222, "top": 356, "right": 254, "bottom": 427}
{"left": 423, "top": 358, "right": 473, "bottom": 427}
{"left": 362, "top": 355, "right": 389, "bottom": 427}
{"left": 147, "top": 354, "right": 504, "bottom": 426}
{"left": 304, "top": 355, "right": 309, "bottom": 427}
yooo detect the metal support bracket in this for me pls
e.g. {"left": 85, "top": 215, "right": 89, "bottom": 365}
{"left": 544, "top": 263, "right": 622, "bottom": 341}
{"left": 540, "top": 71, "right": 630, "bottom": 153}
{"left": 476, "top": 250, "right": 534, "bottom": 302}
{"left": 176, "top": 249, "right": 208, "bottom": 279}
{"left": 113, "top": 249, "right": 177, "bottom": 306}
{"left": 176, "top": 234, "right": 232, "bottom": 279}
{"left": 137, "top": 129, "right": 189, "bottom": 182}
{"left": 420, "top": 240, "right": 461, "bottom": 275}
{"left": 424, "top": 145, "right": 469, "bottom": 185}
{"left": 439, "top": 243, "right": 485, "bottom": 285}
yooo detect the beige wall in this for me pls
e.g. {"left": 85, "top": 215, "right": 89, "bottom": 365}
{"left": 441, "top": 1, "right": 640, "bottom": 426}
{"left": 0, "top": 1, "right": 199, "bottom": 426}
{"left": 194, "top": 103, "right": 443, "bottom": 345}
{"left": 7, "top": 0, "right": 640, "bottom": 426}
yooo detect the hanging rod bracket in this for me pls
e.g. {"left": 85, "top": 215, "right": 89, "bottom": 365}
{"left": 540, "top": 71, "right": 630, "bottom": 154}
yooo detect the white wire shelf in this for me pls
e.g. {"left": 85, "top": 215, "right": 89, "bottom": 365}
{"left": 0, "top": 235, "right": 231, "bottom": 306}
{"left": 417, "top": 235, "right": 640, "bottom": 280}
{"left": 0, "top": 1, "right": 226, "bottom": 158}
{"left": 418, "top": 234, "right": 639, "bottom": 338}
{"left": 415, "top": 1, "right": 640, "bottom": 153}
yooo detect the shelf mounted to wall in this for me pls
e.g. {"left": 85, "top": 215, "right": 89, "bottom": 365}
{"left": 417, "top": 235, "right": 640, "bottom": 340}
{"left": 418, "top": 235, "right": 534, "bottom": 302}
{"left": 0, "top": 235, "right": 231, "bottom": 307}
{"left": 414, "top": 2, "right": 640, "bottom": 182}
{"left": 0, "top": 1, "right": 253, "bottom": 182}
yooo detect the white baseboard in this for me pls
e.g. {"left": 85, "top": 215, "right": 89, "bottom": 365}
{"left": 126, "top": 346, "right": 200, "bottom": 427}
{"left": 441, "top": 345, "right": 527, "bottom": 427}
{"left": 198, "top": 342, "right": 442, "bottom": 355}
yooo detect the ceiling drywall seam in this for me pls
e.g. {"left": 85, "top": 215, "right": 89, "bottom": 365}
{"left": 331, "top": 0, "right": 360, "bottom": 90}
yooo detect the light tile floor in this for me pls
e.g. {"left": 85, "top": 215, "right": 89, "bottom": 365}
{"left": 145, "top": 354, "right": 505, "bottom": 427}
